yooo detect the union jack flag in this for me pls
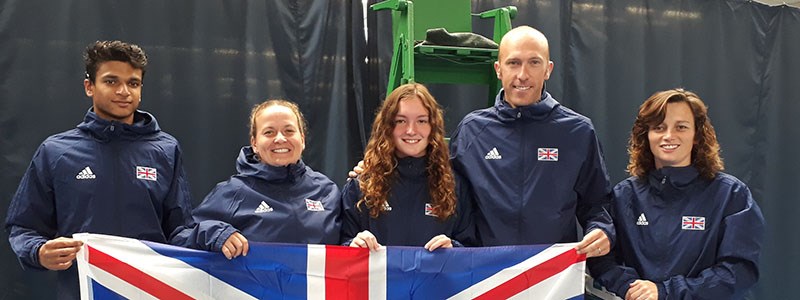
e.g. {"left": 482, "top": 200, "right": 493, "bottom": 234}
{"left": 75, "top": 233, "right": 586, "bottom": 299}
{"left": 424, "top": 203, "right": 437, "bottom": 217}
{"left": 305, "top": 199, "right": 325, "bottom": 211}
{"left": 681, "top": 216, "right": 706, "bottom": 230}
{"left": 135, "top": 166, "right": 157, "bottom": 181}
{"left": 538, "top": 148, "right": 559, "bottom": 161}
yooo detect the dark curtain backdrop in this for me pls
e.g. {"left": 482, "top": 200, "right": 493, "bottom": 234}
{"left": 1, "top": 0, "right": 797, "bottom": 299}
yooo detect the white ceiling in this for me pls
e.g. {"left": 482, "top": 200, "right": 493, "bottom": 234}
{"left": 755, "top": 0, "right": 800, "bottom": 8}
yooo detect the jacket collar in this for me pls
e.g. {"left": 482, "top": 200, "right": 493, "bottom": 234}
{"left": 494, "top": 88, "right": 559, "bottom": 122}
{"left": 647, "top": 166, "right": 702, "bottom": 199}
{"left": 76, "top": 108, "right": 160, "bottom": 142}
{"left": 396, "top": 155, "right": 427, "bottom": 179}
{"left": 237, "top": 146, "right": 307, "bottom": 183}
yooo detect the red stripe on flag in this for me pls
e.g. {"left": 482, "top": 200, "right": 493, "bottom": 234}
{"left": 474, "top": 248, "right": 586, "bottom": 299}
{"left": 87, "top": 245, "right": 193, "bottom": 299}
{"left": 324, "top": 246, "right": 370, "bottom": 300}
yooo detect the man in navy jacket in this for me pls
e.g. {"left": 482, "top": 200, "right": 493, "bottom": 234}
{"left": 4, "top": 40, "right": 245, "bottom": 299}
{"left": 449, "top": 26, "right": 615, "bottom": 257}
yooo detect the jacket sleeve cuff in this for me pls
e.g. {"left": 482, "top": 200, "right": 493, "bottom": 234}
{"left": 586, "top": 224, "right": 615, "bottom": 249}
{"left": 213, "top": 226, "right": 239, "bottom": 252}
{"left": 451, "top": 239, "right": 464, "bottom": 247}
{"left": 656, "top": 281, "right": 667, "bottom": 300}
{"left": 30, "top": 241, "right": 45, "bottom": 269}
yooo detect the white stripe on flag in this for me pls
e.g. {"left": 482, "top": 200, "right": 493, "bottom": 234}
{"left": 75, "top": 233, "right": 256, "bottom": 300}
{"left": 369, "top": 247, "right": 387, "bottom": 300}
{"left": 508, "top": 263, "right": 584, "bottom": 299}
{"left": 77, "top": 245, "right": 92, "bottom": 299}
{"left": 84, "top": 263, "right": 160, "bottom": 299}
{"left": 307, "top": 244, "right": 327, "bottom": 299}
{"left": 447, "top": 243, "right": 579, "bottom": 299}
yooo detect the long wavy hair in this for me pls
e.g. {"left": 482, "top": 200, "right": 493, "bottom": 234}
{"left": 627, "top": 88, "right": 724, "bottom": 180}
{"left": 358, "top": 83, "right": 456, "bottom": 221}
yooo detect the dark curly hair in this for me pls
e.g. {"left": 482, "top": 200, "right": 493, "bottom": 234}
{"left": 627, "top": 88, "right": 724, "bottom": 180}
{"left": 358, "top": 83, "right": 456, "bottom": 221}
{"left": 84, "top": 40, "right": 148, "bottom": 82}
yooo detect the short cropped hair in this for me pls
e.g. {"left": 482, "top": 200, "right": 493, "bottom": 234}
{"left": 84, "top": 40, "right": 148, "bottom": 82}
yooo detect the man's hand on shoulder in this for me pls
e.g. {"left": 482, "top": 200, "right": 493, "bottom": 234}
{"left": 347, "top": 160, "right": 365, "bottom": 179}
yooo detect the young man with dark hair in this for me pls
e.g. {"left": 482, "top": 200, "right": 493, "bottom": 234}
{"left": 5, "top": 40, "right": 246, "bottom": 299}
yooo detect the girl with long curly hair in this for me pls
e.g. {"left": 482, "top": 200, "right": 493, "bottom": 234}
{"left": 340, "top": 83, "right": 475, "bottom": 251}
{"left": 589, "top": 88, "right": 764, "bottom": 300}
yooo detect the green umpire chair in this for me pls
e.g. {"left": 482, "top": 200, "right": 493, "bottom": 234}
{"left": 371, "top": 0, "right": 517, "bottom": 106}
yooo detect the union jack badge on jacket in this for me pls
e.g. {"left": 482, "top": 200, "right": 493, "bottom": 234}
{"left": 681, "top": 216, "right": 706, "bottom": 230}
{"left": 537, "top": 148, "right": 559, "bottom": 161}
{"left": 305, "top": 199, "right": 325, "bottom": 211}
{"left": 135, "top": 166, "right": 157, "bottom": 181}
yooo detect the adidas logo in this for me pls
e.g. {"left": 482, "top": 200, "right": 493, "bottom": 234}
{"left": 254, "top": 201, "right": 273, "bottom": 213}
{"left": 484, "top": 147, "right": 502, "bottom": 160}
{"left": 76, "top": 166, "right": 96, "bottom": 180}
{"left": 636, "top": 213, "right": 649, "bottom": 226}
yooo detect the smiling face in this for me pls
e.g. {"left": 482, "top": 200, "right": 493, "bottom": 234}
{"left": 250, "top": 104, "right": 306, "bottom": 167}
{"left": 84, "top": 61, "right": 143, "bottom": 124}
{"left": 392, "top": 96, "right": 431, "bottom": 158}
{"left": 494, "top": 27, "right": 554, "bottom": 108}
{"left": 648, "top": 101, "right": 696, "bottom": 169}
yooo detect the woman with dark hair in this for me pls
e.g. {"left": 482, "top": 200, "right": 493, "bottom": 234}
{"left": 341, "top": 83, "right": 474, "bottom": 251}
{"left": 172, "top": 99, "right": 341, "bottom": 256}
{"left": 590, "top": 89, "right": 765, "bottom": 300}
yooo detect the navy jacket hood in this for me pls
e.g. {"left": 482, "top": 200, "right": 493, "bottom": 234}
{"left": 494, "top": 89, "right": 559, "bottom": 122}
{"left": 237, "top": 146, "right": 307, "bottom": 183}
{"left": 77, "top": 108, "right": 160, "bottom": 142}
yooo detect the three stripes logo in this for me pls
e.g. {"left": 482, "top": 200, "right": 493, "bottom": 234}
{"left": 636, "top": 213, "right": 649, "bottom": 226}
{"left": 485, "top": 147, "right": 502, "bottom": 160}
{"left": 254, "top": 201, "right": 273, "bottom": 213}
{"left": 76, "top": 166, "right": 96, "bottom": 180}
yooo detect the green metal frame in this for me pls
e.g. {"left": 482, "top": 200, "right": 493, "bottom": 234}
{"left": 372, "top": 0, "right": 517, "bottom": 107}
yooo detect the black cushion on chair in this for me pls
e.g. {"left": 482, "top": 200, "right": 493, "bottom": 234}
{"left": 421, "top": 28, "right": 498, "bottom": 49}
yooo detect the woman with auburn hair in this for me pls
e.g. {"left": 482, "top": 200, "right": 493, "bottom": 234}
{"left": 172, "top": 99, "right": 341, "bottom": 256}
{"left": 589, "top": 89, "right": 764, "bottom": 300}
{"left": 341, "top": 83, "right": 475, "bottom": 251}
